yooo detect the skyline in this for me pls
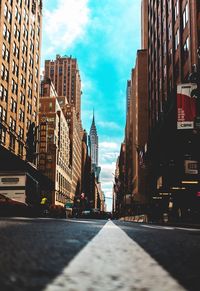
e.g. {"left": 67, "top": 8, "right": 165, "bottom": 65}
{"left": 41, "top": 0, "right": 142, "bottom": 210}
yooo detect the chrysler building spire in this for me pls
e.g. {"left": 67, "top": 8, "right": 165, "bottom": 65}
{"left": 89, "top": 110, "right": 98, "bottom": 167}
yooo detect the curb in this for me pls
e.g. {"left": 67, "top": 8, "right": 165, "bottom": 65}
{"left": 119, "top": 216, "right": 200, "bottom": 229}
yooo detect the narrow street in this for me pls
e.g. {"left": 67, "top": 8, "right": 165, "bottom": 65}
{"left": 0, "top": 218, "right": 200, "bottom": 291}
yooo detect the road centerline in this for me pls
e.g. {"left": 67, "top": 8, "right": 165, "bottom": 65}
{"left": 43, "top": 220, "right": 185, "bottom": 291}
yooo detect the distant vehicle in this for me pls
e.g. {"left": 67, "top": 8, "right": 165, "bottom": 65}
{"left": 81, "top": 210, "right": 91, "bottom": 218}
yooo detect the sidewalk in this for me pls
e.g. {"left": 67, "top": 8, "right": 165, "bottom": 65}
{"left": 119, "top": 215, "right": 200, "bottom": 229}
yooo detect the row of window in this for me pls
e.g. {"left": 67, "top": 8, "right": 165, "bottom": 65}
{"left": 0, "top": 130, "right": 25, "bottom": 154}
{"left": 2, "top": 46, "right": 38, "bottom": 85}
{"left": 0, "top": 103, "right": 36, "bottom": 125}
{"left": 3, "top": 21, "right": 40, "bottom": 55}
{"left": 16, "top": 0, "right": 29, "bottom": 9}
{"left": 2, "top": 63, "right": 38, "bottom": 90}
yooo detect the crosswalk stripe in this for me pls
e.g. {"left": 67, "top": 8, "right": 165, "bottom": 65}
{"left": 43, "top": 220, "right": 185, "bottom": 291}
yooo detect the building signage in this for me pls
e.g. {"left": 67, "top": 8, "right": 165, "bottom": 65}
{"left": 177, "top": 83, "right": 197, "bottom": 130}
{"left": 184, "top": 160, "right": 198, "bottom": 175}
{"left": 1, "top": 178, "right": 19, "bottom": 184}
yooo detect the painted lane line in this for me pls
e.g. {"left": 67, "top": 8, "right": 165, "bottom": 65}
{"left": 43, "top": 220, "right": 185, "bottom": 291}
{"left": 65, "top": 219, "right": 98, "bottom": 224}
{"left": 142, "top": 224, "right": 200, "bottom": 232}
{"left": 142, "top": 225, "right": 175, "bottom": 230}
{"left": 175, "top": 227, "right": 200, "bottom": 232}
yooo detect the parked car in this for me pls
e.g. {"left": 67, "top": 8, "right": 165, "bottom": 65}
{"left": 0, "top": 194, "right": 28, "bottom": 217}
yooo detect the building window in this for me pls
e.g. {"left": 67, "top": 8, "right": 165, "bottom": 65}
{"left": 3, "top": 24, "right": 7, "bottom": 38}
{"left": 175, "top": 29, "right": 179, "bottom": 50}
{"left": 4, "top": 4, "right": 8, "bottom": 18}
{"left": 10, "top": 97, "right": 17, "bottom": 113}
{"left": 20, "top": 92, "right": 25, "bottom": 105}
{"left": 183, "top": 3, "right": 189, "bottom": 29}
{"left": 0, "top": 129, "right": 6, "bottom": 144}
{"left": 9, "top": 134, "right": 16, "bottom": 151}
{"left": 18, "top": 126, "right": 24, "bottom": 139}
{"left": 168, "top": 0, "right": 171, "bottom": 11}
{"left": 11, "top": 79, "right": 18, "bottom": 95}
{"left": 175, "top": 0, "right": 179, "bottom": 20}
{"left": 1, "top": 64, "right": 9, "bottom": 81}
{"left": 0, "top": 85, "right": 8, "bottom": 102}
{"left": 9, "top": 117, "right": 16, "bottom": 132}
{"left": 168, "top": 48, "right": 172, "bottom": 65}
{"left": 183, "top": 36, "right": 189, "bottom": 61}
{"left": 2, "top": 43, "right": 6, "bottom": 59}
{"left": 18, "top": 142, "right": 23, "bottom": 156}
{"left": 168, "top": 22, "right": 172, "bottom": 41}
{"left": 174, "top": 61, "right": 179, "bottom": 81}
{"left": 19, "top": 108, "right": 25, "bottom": 122}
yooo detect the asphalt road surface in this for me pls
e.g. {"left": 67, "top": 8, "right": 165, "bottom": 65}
{"left": 0, "top": 217, "right": 200, "bottom": 291}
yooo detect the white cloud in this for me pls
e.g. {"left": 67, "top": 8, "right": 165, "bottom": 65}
{"left": 43, "top": 0, "right": 90, "bottom": 54}
{"left": 97, "top": 121, "right": 121, "bottom": 131}
{"left": 88, "top": 0, "right": 141, "bottom": 66}
{"left": 99, "top": 142, "right": 119, "bottom": 150}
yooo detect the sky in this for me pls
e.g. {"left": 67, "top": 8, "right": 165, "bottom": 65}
{"left": 41, "top": 0, "right": 142, "bottom": 211}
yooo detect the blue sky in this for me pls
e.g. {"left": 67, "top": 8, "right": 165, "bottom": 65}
{"left": 41, "top": 0, "right": 142, "bottom": 211}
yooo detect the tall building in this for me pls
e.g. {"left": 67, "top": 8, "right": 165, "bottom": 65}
{"left": 44, "top": 55, "right": 82, "bottom": 120}
{"left": 126, "top": 80, "right": 131, "bottom": 116}
{"left": 125, "top": 76, "right": 134, "bottom": 196}
{"left": 39, "top": 79, "right": 72, "bottom": 206}
{"left": 89, "top": 112, "right": 98, "bottom": 168}
{"left": 0, "top": 0, "right": 42, "bottom": 161}
{"left": 146, "top": 0, "right": 200, "bottom": 219}
{"left": 57, "top": 97, "right": 83, "bottom": 199}
{"left": 81, "top": 130, "right": 93, "bottom": 206}
{"left": 147, "top": 0, "right": 200, "bottom": 131}
{"left": 88, "top": 113, "right": 102, "bottom": 208}
{"left": 130, "top": 50, "right": 148, "bottom": 206}
{"left": 44, "top": 55, "right": 83, "bottom": 201}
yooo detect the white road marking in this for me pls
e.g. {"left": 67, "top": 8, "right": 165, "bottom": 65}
{"left": 142, "top": 225, "right": 175, "bottom": 230}
{"left": 175, "top": 227, "right": 200, "bottom": 232}
{"left": 66, "top": 219, "right": 98, "bottom": 224}
{"left": 142, "top": 224, "right": 200, "bottom": 232}
{"left": 43, "top": 220, "right": 185, "bottom": 291}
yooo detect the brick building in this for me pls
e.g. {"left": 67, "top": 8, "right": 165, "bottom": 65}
{"left": 57, "top": 96, "right": 82, "bottom": 199}
{"left": 0, "top": 0, "right": 42, "bottom": 161}
{"left": 39, "top": 79, "right": 72, "bottom": 206}
{"left": 145, "top": 0, "right": 200, "bottom": 219}
{"left": 44, "top": 55, "right": 82, "bottom": 120}
{"left": 44, "top": 55, "right": 83, "bottom": 202}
